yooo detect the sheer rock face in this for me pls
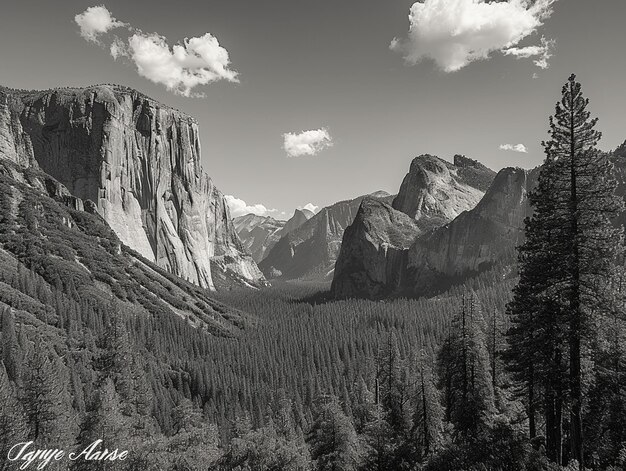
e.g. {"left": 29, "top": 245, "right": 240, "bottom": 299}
{"left": 331, "top": 155, "right": 495, "bottom": 299}
{"left": 260, "top": 192, "right": 394, "bottom": 281}
{"left": 405, "top": 166, "right": 540, "bottom": 295}
{"left": 0, "top": 84, "right": 263, "bottom": 290}
{"left": 331, "top": 198, "right": 422, "bottom": 299}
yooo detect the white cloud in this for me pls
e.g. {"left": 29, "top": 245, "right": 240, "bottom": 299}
{"left": 125, "top": 33, "right": 238, "bottom": 96}
{"left": 75, "top": 5, "right": 125, "bottom": 43}
{"left": 298, "top": 203, "right": 320, "bottom": 214}
{"left": 391, "top": 0, "right": 556, "bottom": 72}
{"left": 504, "top": 36, "right": 555, "bottom": 69}
{"left": 500, "top": 143, "right": 528, "bottom": 153}
{"left": 109, "top": 36, "right": 127, "bottom": 60}
{"left": 283, "top": 128, "right": 333, "bottom": 158}
{"left": 75, "top": 6, "right": 238, "bottom": 96}
{"left": 225, "top": 195, "right": 277, "bottom": 218}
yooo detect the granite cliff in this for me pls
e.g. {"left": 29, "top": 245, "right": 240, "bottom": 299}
{"left": 404, "top": 166, "right": 539, "bottom": 296}
{"left": 331, "top": 154, "right": 496, "bottom": 299}
{"left": 0, "top": 84, "right": 263, "bottom": 290}
{"left": 330, "top": 198, "right": 421, "bottom": 298}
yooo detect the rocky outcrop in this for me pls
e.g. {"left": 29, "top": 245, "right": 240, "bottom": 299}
{"left": 331, "top": 155, "right": 495, "bottom": 298}
{"left": 392, "top": 154, "right": 491, "bottom": 223}
{"left": 331, "top": 198, "right": 422, "bottom": 298}
{"left": 260, "top": 191, "right": 394, "bottom": 281}
{"left": 405, "top": 166, "right": 539, "bottom": 295}
{"left": 0, "top": 84, "right": 263, "bottom": 290}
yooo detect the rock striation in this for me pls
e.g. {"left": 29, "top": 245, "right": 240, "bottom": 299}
{"left": 0, "top": 84, "right": 263, "bottom": 290}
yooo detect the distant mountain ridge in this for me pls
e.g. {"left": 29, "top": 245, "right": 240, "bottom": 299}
{"left": 234, "top": 208, "right": 314, "bottom": 263}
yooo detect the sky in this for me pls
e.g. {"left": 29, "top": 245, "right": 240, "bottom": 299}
{"left": 1, "top": 0, "right": 625, "bottom": 219}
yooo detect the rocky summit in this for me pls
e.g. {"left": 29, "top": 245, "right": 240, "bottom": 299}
{"left": 392, "top": 154, "right": 492, "bottom": 224}
{"left": 0, "top": 84, "right": 263, "bottom": 290}
{"left": 331, "top": 154, "right": 496, "bottom": 299}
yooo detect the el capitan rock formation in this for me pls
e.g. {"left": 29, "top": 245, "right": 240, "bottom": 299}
{"left": 0, "top": 84, "right": 263, "bottom": 290}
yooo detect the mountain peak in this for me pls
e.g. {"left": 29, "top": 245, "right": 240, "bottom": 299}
{"left": 392, "top": 154, "right": 493, "bottom": 221}
{"left": 408, "top": 154, "right": 451, "bottom": 175}
{"left": 369, "top": 190, "right": 392, "bottom": 198}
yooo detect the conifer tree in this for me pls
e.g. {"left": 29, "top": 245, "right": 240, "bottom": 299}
{"left": 437, "top": 293, "right": 494, "bottom": 437}
{"left": 73, "top": 378, "right": 129, "bottom": 471}
{"left": 1, "top": 307, "right": 21, "bottom": 383}
{"left": 22, "top": 335, "right": 76, "bottom": 446}
{"left": 308, "top": 395, "right": 361, "bottom": 471}
{"left": 0, "top": 361, "right": 27, "bottom": 463}
{"left": 411, "top": 350, "right": 443, "bottom": 460}
{"left": 377, "top": 333, "right": 411, "bottom": 438}
{"left": 361, "top": 413, "right": 396, "bottom": 471}
{"left": 506, "top": 74, "right": 623, "bottom": 468}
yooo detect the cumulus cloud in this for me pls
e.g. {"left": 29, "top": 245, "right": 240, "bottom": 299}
{"left": 299, "top": 203, "right": 320, "bottom": 214}
{"left": 500, "top": 143, "right": 528, "bottom": 153}
{"left": 125, "top": 32, "right": 238, "bottom": 96}
{"left": 75, "top": 5, "right": 238, "bottom": 96}
{"left": 391, "top": 0, "right": 556, "bottom": 72}
{"left": 75, "top": 5, "right": 125, "bottom": 43}
{"left": 225, "top": 195, "right": 278, "bottom": 218}
{"left": 283, "top": 128, "right": 333, "bottom": 158}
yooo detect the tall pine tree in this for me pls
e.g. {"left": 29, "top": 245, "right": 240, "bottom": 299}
{"left": 506, "top": 74, "right": 623, "bottom": 468}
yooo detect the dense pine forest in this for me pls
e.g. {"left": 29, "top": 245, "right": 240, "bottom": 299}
{"left": 1, "top": 75, "right": 626, "bottom": 470}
